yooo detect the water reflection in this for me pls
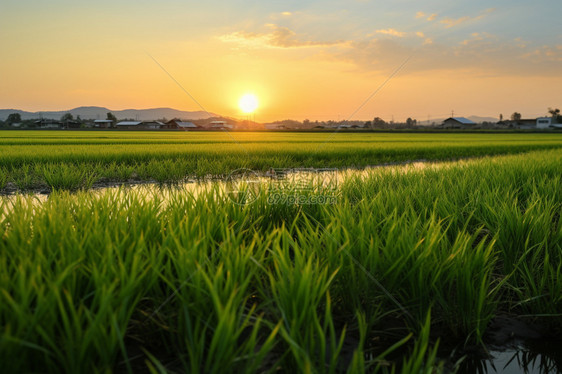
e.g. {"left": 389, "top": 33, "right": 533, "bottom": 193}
{"left": 0, "top": 158, "right": 457, "bottom": 204}
{"left": 457, "top": 343, "right": 562, "bottom": 374}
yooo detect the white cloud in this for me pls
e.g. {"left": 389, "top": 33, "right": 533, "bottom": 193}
{"left": 460, "top": 32, "right": 493, "bottom": 45}
{"left": 440, "top": 16, "right": 471, "bottom": 28}
{"left": 219, "top": 24, "right": 347, "bottom": 49}
{"left": 416, "top": 11, "right": 438, "bottom": 21}
{"left": 375, "top": 28, "right": 406, "bottom": 37}
{"left": 440, "top": 8, "right": 495, "bottom": 28}
{"left": 218, "top": 15, "right": 561, "bottom": 77}
{"left": 337, "top": 34, "right": 562, "bottom": 76}
{"left": 427, "top": 13, "right": 438, "bottom": 21}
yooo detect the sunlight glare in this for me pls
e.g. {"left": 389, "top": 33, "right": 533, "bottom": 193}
{"left": 239, "top": 94, "right": 259, "bottom": 114}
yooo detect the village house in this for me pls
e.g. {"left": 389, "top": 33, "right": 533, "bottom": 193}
{"left": 264, "top": 123, "right": 286, "bottom": 130}
{"left": 65, "top": 120, "right": 83, "bottom": 129}
{"left": 497, "top": 117, "right": 561, "bottom": 129}
{"left": 116, "top": 121, "right": 164, "bottom": 130}
{"left": 210, "top": 120, "right": 233, "bottom": 129}
{"left": 163, "top": 119, "right": 198, "bottom": 130}
{"left": 93, "top": 119, "right": 114, "bottom": 128}
{"left": 116, "top": 121, "right": 142, "bottom": 130}
{"left": 35, "top": 119, "right": 63, "bottom": 129}
{"left": 537, "top": 117, "right": 562, "bottom": 129}
{"left": 441, "top": 117, "right": 476, "bottom": 129}
{"left": 513, "top": 118, "right": 537, "bottom": 129}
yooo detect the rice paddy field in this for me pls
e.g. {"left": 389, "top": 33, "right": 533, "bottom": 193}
{"left": 1, "top": 131, "right": 562, "bottom": 191}
{"left": 1, "top": 131, "right": 562, "bottom": 373}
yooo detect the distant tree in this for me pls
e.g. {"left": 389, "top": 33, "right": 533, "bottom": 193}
{"left": 106, "top": 112, "right": 117, "bottom": 122}
{"left": 499, "top": 114, "right": 503, "bottom": 121}
{"left": 406, "top": 117, "right": 414, "bottom": 127}
{"left": 548, "top": 107, "right": 560, "bottom": 117}
{"left": 61, "top": 113, "right": 74, "bottom": 122}
{"left": 106, "top": 112, "right": 117, "bottom": 128}
{"left": 76, "top": 115, "right": 82, "bottom": 122}
{"left": 548, "top": 108, "right": 561, "bottom": 123}
{"left": 303, "top": 119, "right": 310, "bottom": 126}
{"left": 364, "top": 121, "right": 372, "bottom": 128}
{"left": 372, "top": 117, "right": 386, "bottom": 128}
{"left": 6, "top": 113, "right": 21, "bottom": 124}
{"left": 510, "top": 112, "right": 522, "bottom": 121}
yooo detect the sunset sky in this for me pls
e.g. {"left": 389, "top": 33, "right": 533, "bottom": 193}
{"left": 1, "top": 0, "right": 561, "bottom": 122}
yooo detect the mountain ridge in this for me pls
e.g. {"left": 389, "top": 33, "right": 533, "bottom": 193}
{"left": 0, "top": 107, "right": 501, "bottom": 124}
{"left": 0, "top": 106, "right": 216, "bottom": 121}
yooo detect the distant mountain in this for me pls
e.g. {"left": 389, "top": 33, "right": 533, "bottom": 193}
{"left": 0, "top": 106, "right": 216, "bottom": 121}
{"left": 418, "top": 115, "right": 499, "bottom": 125}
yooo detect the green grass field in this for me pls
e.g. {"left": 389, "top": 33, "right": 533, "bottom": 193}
{"left": 1, "top": 132, "right": 562, "bottom": 372}
{"left": 1, "top": 131, "right": 562, "bottom": 191}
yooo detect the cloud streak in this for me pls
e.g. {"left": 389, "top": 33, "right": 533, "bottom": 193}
{"left": 219, "top": 18, "right": 561, "bottom": 77}
{"left": 374, "top": 28, "right": 406, "bottom": 37}
{"left": 219, "top": 24, "right": 347, "bottom": 49}
{"left": 440, "top": 8, "right": 495, "bottom": 28}
{"left": 338, "top": 35, "right": 562, "bottom": 77}
{"left": 416, "top": 11, "right": 438, "bottom": 21}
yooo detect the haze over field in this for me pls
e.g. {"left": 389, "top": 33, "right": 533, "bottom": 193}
{"left": 1, "top": 0, "right": 561, "bottom": 122}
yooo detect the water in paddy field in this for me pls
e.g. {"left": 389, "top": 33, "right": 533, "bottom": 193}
{"left": 0, "top": 160, "right": 429, "bottom": 204}
{"left": 0, "top": 158, "right": 460, "bottom": 200}
{"left": 449, "top": 316, "right": 562, "bottom": 374}
{"left": 455, "top": 344, "right": 562, "bottom": 374}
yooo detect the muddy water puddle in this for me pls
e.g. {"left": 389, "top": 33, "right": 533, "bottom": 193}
{"left": 456, "top": 343, "right": 562, "bottom": 374}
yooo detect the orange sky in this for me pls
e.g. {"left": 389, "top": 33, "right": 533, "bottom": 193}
{"left": 1, "top": 1, "right": 561, "bottom": 122}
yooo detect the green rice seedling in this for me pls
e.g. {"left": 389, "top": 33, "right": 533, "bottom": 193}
{"left": 264, "top": 229, "right": 348, "bottom": 372}
{"left": 42, "top": 163, "right": 96, "bottom": 191}
{"left": 1, "top": 132, "right": 562, "bottom": 190}
{"left": 145, "top": 159, "right": 187, "bottom": 184}
{"left": 502, "top": 197, "right": 562, "bottom": 322}
{"left": 513, "top": 241, "right": 562, "bottom": 322}
{"left": 1, "top": 147, "right": 562, "bottom": 373}
{"left": 395, "top": 313, "right": 444, "bottom": 374}
{"left": 0, "top": 167, "right": 7, "bottom": 190}
{"left": 156, "top": 230, "right": 279, "bottom": 372}
{"left": 0, "top": 191, "right": 165, "bottom": 372}
{"left": 436, "top": 230, "right": 498, "bottom": 341}
{"left": 103, "top": 161, "right": 137, "bottom": 182}
{"left": 10, "top": 164, "right": 37, "bottom": 191}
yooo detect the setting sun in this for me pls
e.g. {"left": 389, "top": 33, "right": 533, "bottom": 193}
{"left": 239, "top": 94, "right": 258, "bottom": 114}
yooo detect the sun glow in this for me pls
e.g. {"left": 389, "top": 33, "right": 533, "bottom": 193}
{"left": 239, "top": 94, "right": 258, "bottom": 114}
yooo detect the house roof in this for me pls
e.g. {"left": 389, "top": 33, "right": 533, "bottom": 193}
{"left": 443, "top": 117, "right": 476, "bottom": 125}
{"left": 94, "top": 120, "right": 113, "bottom": 123}
{"left": 176, "top": 121, "right": 197, "bottom": 128}
{"left": 35, "top": 119, "right": 62, "bottom": 124}
{"left": 116, "top": 121, "right": 142, "bottom": 126}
